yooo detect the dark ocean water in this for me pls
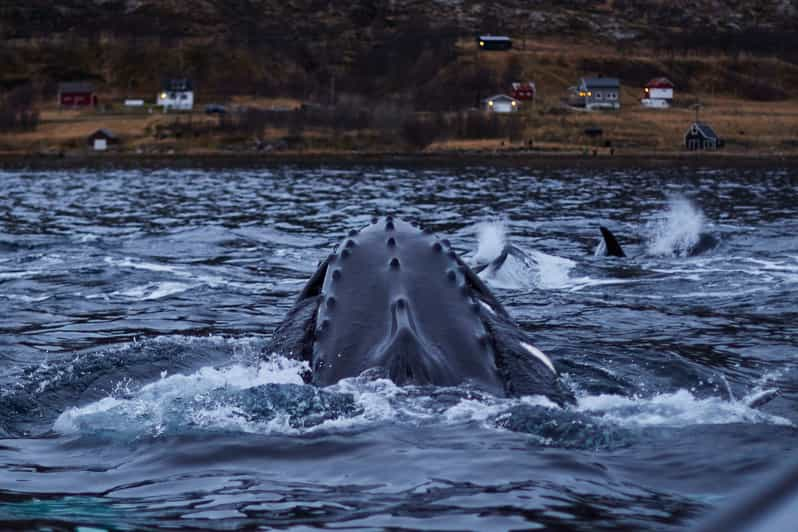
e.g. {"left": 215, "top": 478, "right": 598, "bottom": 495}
{"left": 0, "top": 164, "right": 796, "bottom": 530}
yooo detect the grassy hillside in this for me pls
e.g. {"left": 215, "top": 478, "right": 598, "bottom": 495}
{"left": 1, "top": 1, "right": 797, "bottom": 156}
{"left": 2, "top": 0, "right": 797, "bottom": 100}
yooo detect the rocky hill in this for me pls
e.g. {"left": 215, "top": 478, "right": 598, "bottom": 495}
{"left": 2, "top": 0, "right": 797, "bottom": 42}
{"left": 1, "top": 0, "right": 797, "bottom": 104}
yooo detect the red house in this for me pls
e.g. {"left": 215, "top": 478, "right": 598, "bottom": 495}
{"left": 58, "top": 82, "right": 97, "bottom": 107}
{"left": 510, "top": 81, "right": 536, "bottom": 101}
{"left": 642, "top": 77, "right": 674, "bottom": 101}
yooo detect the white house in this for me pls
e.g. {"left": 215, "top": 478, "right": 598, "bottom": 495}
{"left": 482, "top": 94, "right": 520, "bottom": 113}
{"left": 642, "top": 77, "right": 674, "bottom": 108}
{"left": 157, "top": 79, "right": 194, "bottom": 111}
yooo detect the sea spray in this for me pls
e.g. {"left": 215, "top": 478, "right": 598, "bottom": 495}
{"left": 646, "top": 197, "right": 707, "bottom": 257}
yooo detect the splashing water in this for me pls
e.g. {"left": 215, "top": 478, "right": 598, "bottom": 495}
{"left": 472, "top": 220, "right": 507, "bottom": 265}
{"left": 646, "top": 197, "right": 707, "bottom": 257}
{"left": 53, "top": 356, "right": 312, "bottom": 437}
{"left": 49, "top": 353, "right": 791, "bottom": 447}
{"left": 471, "top": 221, "right": 575, "bottom": 290}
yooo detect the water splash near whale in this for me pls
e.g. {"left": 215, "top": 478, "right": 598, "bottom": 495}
{"left": 645, "top": 197, "right": 709, "bottom": 257}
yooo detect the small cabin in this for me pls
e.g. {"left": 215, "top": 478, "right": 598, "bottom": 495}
{"left": 58, "top": 82, "right": 97, "bottom": 107}
{"left": 87, "top": 128, "right": 120, "bottom": 151}
{"left": 574, "top": 77, "right": 620, "bottom": 110}
{"left": 642, "top": 77, "right": 674, "bottom": 108}
{"left": 685, "top": 122, "right": 722, "bottom": 150}
{"left": 510, "top": 82, "right": 536, "bottom": 101}
{"left": 157, "top": 78, "right": 194, "bottom": 111}
{"left": 477, "top": 35, "right": 512, "bottom": 51}
{"left": 482, "top": 94, "right": 520, "bottom": 113}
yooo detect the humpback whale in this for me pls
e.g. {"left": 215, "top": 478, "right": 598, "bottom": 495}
{"left": 265, "top": 217, "right": 573, "bottom": 405}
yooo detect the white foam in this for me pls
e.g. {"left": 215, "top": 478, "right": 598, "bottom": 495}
{"left": 53, "top": 357, "right": 308, "bottom": 435}
{"left": 105, "top": 256, "right": 184, "bottom": 274}
{"left": 477, "top": 247, "right": 576, "bottom": 291}
{"left": 576, "top": 389, "right": 792, "bottom": 428}
{"left": 51, "top": 350, "right": 793, "bottom": 439}
{"left": 645, "top": 197, "right": 707, "bottom": 257}
{"left": 116, "top": 281, "right": 196, "bottom": 301}
{"left": 103, "top": 256, "right": 271, "bottom": 292}
{"left": 0, "top": 293, "right": 50, "bottom": 303}
{"left": 472, "top": 221, "right": 507, "bottom": 265}
{"left": 0, "top": 270, "right": 38, "bottom": 280}
{"left": 532, "top": 250, "right": 577, "bottom": 289}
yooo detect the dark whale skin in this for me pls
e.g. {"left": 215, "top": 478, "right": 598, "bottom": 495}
{"left": 265, "top": 217, "right": 573, "bottom": 405}
{"left": 313, "top": 217, "right": 504, "bottom": 394}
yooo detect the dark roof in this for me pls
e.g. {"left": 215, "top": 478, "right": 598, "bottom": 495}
{"left": 646, "top": 77, "right": 675, "bottom": 89}
{"left": 58, "top": 81, "right": 95, "bottom": 93}
{"left": 89, "top": 128, "right": 118, "bottom": 140}
{"left": 690, "top": 122, "right": 718, "bottom": 139}
{"left": 479, "top": 35, "right": 511, "bottom": 42}
{"left": 162, "top": 78, "right": 193, "bottom": 91}
{"left": 582, "top": 77, "right": 620, "bottom": 89}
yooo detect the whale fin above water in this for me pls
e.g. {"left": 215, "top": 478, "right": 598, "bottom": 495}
{"left": 688, "top": 233, "right": 719, "bottom": 256}
{"left": 599, "top": 226, "right": 626, "bottom": 257}
{"left": 472, "top": 244, "right": 511, "bottom": 275}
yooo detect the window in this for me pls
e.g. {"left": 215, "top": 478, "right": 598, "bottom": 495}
{"left": 609, "top": 92, "right": 617, "bottom": 100}
{"left": 595, "top": 92, "right": 603, "bottom": 100}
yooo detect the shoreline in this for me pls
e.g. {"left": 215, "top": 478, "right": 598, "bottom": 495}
{"left": 2, "top": 150, "right": 798, "bottom": 170}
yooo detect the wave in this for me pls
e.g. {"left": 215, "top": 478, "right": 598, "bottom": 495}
{"left": 46, "top": 354, "right": 791, "bottom": 449}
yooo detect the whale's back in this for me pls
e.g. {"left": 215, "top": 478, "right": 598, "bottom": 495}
{"left": 312, "top": 218, "right": 504, "bottom": 394}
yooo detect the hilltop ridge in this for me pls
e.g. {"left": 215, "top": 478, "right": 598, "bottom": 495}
{"left": 3, "top": 0, "right": 797, "bottom": 41}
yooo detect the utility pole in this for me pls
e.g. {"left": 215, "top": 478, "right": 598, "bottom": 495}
{"left": 691, "top": 102, "right": 702, "bottom": 122}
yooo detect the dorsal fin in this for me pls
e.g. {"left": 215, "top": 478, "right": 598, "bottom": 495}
{"left": 599, "top": 226, "right": 626, "bottom": 257}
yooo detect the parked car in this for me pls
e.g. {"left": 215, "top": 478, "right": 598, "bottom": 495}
{"left": 205, "top": 104, "right": 227, "bottom": 115}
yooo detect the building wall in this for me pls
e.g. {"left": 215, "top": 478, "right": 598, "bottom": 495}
{"left": 60, "top": 93, "right": 94, "bottom": 106}
{"left": 648, "top": 88, "right": 673, "bottom": 100}
{"left": 586, "top": 88, "right": 620, "bottom": 109}
{"left": 685, "top": 133, "right": 717, "bottom": 150}
{"left": 157, "top": 90, "right": 194, "bottom": 110}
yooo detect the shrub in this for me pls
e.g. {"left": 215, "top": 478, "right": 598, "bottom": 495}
{"left": 401, "top": 115, "right": 443, "bottom": 150}
{"left": 0, "top": 83, "right": 38, "bottom": 132}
